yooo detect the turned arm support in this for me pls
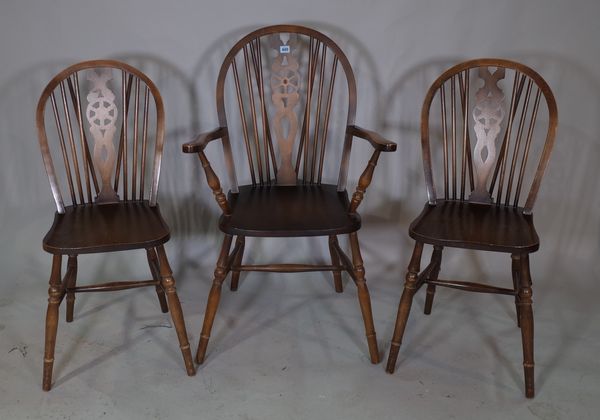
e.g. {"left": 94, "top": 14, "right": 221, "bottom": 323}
{"left": 182, "top": 127, "right": 231, "bottom": 216}
{"left": 347, "top": 125, "right": 397, "bottom": 213}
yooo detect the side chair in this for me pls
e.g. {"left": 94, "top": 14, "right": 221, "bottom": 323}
{"left": 385, "top": 58, "right": 558, "bottom": 398}
{"left": 36, "top": 60, "right": 196, "bottom": 390}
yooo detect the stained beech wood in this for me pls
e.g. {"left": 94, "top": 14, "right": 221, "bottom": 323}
{"left": 37, "top": 60, "right": 195, "bottom": 391}
{"left": 185, "top": 25, "right": 394, "bottom": 367}
{"left": 386, "top": 59, "right": 558, "bottom": 398}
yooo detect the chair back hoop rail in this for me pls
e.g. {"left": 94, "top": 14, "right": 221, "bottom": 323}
{"left": 185, "top": 25, "right": 397, "bottom": 368}
{"left": 36, "top": 59, "right": 166, "bottom": 214}
{"left": 421, "top": 58, "right": 558, "bottom": 214}
{"left": 215, "top": 24, "right": 357, "bottom": 192}
{"left": 386, "top": 58, "right": 558, "bottom": 399}
{"left": 37, "top": 60, "right": 195, "bottom": 391}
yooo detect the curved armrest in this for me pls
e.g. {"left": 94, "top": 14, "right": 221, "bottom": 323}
{"left": 348, "top": 125, "right": 397, "bottom": 152}
{"left": 182, "top": 127, "right": 227, "bottom": 153}
{"left": 182, "top": 126, "right": 231, "bottom": 215}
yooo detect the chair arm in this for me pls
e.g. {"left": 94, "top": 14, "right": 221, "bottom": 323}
{"left": 182, "top": 127, "right": 231, "bottom": 215}
{"left": 348, "top": 125, "right": 397, "bottom": 152}
{"left": 182, "top": 127, "right": 227, "bottom": 153}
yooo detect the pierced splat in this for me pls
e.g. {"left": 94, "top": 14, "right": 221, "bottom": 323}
{"left": 469, "top": 67, "right": 505, "bottom": 203}
{"left": 86, "top": 69, "right": 119, "bottom": 202}
{"left": 270, "top": 33, "right": 300, "bottom": 185}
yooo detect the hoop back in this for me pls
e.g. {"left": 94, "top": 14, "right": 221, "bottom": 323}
{"left": 421, "top": 59, "right": 558, "bottom": 213}
{"left": 36, "top": 60, "right": 166, "bottom": 213}
{"left": 215, "top": 25, "right": 357, "bottom": 191}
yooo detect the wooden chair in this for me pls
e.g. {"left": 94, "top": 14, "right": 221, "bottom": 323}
{"left": 183, "top": 25, "right": 396, "bottom": 365}
{"left": 385, "top": 59, "right": 558, "bottom": 398}
{"left": 36, "top": 60, "right": 196, "bottom": 391}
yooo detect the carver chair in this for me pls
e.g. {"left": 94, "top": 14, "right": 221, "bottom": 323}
{"left": 183, "top": 25, "right": 396, "bottom": 365}
{"left": 385, "top": 59, "right": 557, "bottom": 398}
{"left": 36, "top": 60, "right": 196, "bottom": 391}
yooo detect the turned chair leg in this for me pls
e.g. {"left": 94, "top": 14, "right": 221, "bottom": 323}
{"left": 43, "top": 254, "right": 63, "bottom": 391}
{"left": 348, "top": 232, "right": 379, "bottom": 364}
{"left": 511, "top": 254, "right": 522, "bottom": 328}
{"left": 329, "top": 235, "right": 343, "bottom": 293}
{"left": 423, "top": 246, "right": 443, "bottom": 315}
{"left": 230, "top": 236, "right": 245, "bottom": 291}
{"left": 147, "top": 248, "right": 169, "bottom": 313}
{"left": 518, "top": 253, "right": 535, "bottom": 398}
{"left": 65, "top": 255, "right": 78, "bottom": 322}
{"left": 155, "top": 246, "right": 196, "bottom": 376}
{"left": 196, "top": 234, "right": 233, "bottom": 364}
{"left": 386, "top": 241, "right": 424, "bottom": 373}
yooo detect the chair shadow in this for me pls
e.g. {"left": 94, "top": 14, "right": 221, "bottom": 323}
{"left": 111, "top": 52, "right": 223, "bottom": 284}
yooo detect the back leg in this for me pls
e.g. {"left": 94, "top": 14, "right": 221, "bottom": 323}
{"left": 147, "top": 248, "right": 169, "bottom": 313}
{"left": 511, "top": 254, "right": 521, "bottom": 327}
{"left": 65, "top": 255, "right": 78, "bottom": 322}
{"left": 329, "top": 235, "right": 343, "bottom": 293}
{"left": 423, "top": 246, "right": 443, "bottom": 315}
{"left": 230, "top": 236, "right": 245, "bottom": 291}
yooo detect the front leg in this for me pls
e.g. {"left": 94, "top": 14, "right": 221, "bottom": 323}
{"left": 386, "top": 241, "right": 424, "bottom": 373}
{"left": 196, "top": 234, "right": 233, "bottom": 364}
{"left": 349, "top": 232, "right": 379, "bottom": 363}
{"left": 155, "top": 246, "right": 195, "bottom": 376}
{"left": 43, "top": 254, "right": 63, "bottom": 391}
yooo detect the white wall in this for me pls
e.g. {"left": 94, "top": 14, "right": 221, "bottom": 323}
{"left": 1, "top": 0, "right": 599, "bottom": 276}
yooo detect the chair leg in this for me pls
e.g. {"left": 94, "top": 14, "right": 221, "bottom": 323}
{"left": 147, "top": 248, "right": 169, "bottom": 313}
{"left": 65, "top": 255, "right": 78, "bottom": 322}
{"left": 386, "top": 241, "right": 424, "bottom": 374}
{"left": 329, "top": 235, "right": 343, "bottom": 293}
{"left": 43, "top": 254, "right": 63, "bottom": 391}
{"left": 423, "top": 246, "right": 443, "bottom": 315}
{"left": 511, "top": 254, "right": 521, "bottom": 328}
{"left": 230, "top": 236, "right": 245, "bottom": 291}
{"left": 155, "top": 245, "right": 196, "bottom": 376}
{"left": 348, "top": 232, "right": 379, "bottom": 364}
{"left": 196, "top": 234, "right": 233, "bottom": 364}
{"left": 518, "top": 253, "right": 535, "bottom": 398}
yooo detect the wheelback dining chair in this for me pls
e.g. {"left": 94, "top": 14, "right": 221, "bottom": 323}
{"left": 183, "top": 25, "right": 396, "bottom": 365}
{"left": 36, "top": 60, "right": 196, "bottom": 391}
{"left": 385, "top": 59, "right": 557, "bottom": 398}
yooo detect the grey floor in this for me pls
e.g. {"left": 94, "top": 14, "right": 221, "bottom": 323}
{"left": 0, "top": 209, "right": 599, "bottom": 420}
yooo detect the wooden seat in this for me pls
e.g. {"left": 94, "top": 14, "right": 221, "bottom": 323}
{"left": 385, "top": 59, "right": 558, "bottom": 398}
{"left": 410, "top": 201, "right": 539, "bottom": 253}
{"left": 183, "top": 25, "right": 396, "bottom": 366}
{"left": 221, "top": 184, "right": 360, "bottom": 237}
{"left": 43, "top": 202, "right": 170, "bottom": 254}
{"left": 36, "top": 60, "right": 195, "bottom": 391}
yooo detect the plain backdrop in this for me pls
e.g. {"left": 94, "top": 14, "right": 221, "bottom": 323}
{"left": 0, "top": 1, "right": 599, "bottom": 419}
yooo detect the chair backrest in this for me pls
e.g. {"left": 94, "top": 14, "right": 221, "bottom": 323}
{"left": 215, "top": 25, "right": 357, "bottom": 191}
{"left": 421, "top": 58, "right": 558, "bottom": 214}
{"left": 36, "top": 60, "right": 165, "bottom": 213}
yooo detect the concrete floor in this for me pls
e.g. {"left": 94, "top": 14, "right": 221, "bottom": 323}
{"left": 1, "top": 210, "right": 599, "bottom": 420}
